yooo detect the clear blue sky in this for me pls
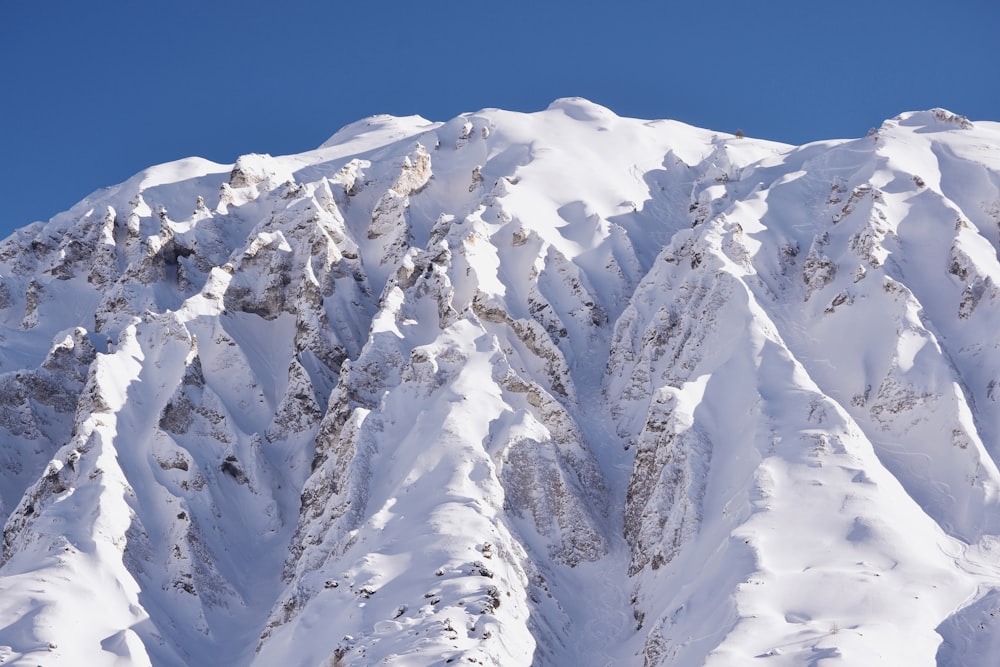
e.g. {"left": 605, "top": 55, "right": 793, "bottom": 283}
{"left": 2, "top": 0, "right": 997, "bottom": 238}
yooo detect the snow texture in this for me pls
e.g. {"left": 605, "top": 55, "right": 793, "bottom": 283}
{"left": 1, "top": 99, "right": 1000, "bottom": 665}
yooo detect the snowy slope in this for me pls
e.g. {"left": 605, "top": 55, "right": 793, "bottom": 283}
{"left": 2, "top": 99, "right": 1000, "bottom": 666}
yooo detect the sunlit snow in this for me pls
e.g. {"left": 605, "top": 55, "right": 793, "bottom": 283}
{"left": 0, "top": 99, "right": 999, "bottom": 665}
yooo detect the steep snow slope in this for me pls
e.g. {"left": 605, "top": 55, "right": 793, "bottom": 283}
{"left": 2, "top": 100, "right": 1000, "bottom": 666}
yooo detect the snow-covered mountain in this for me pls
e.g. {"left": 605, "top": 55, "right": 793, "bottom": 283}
{"left": 2, "top": 98, "right": 1000, "bottom": 666}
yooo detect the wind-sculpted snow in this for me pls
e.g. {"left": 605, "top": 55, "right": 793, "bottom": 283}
{"left": 1, "top": 99, "right": 1000, "bottom": 665}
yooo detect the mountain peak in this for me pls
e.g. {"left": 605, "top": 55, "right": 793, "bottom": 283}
{"left": 544, "top": 97, "right": 619, "bottom": 121}
{"left": 890, "top": 107, "right": 975, "bottom": 131}
{"left": 319, "top": 113, "right": 437, "bottom": 151}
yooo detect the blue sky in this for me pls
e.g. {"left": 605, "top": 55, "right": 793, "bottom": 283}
{"left": 1, "top": 0, "right": 998, "bottom": 238}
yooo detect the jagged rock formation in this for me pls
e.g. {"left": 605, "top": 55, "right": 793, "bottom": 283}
{"left": 2, "top": 100, "right": 1000, "bottom": 665}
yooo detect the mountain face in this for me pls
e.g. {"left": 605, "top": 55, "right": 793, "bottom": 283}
{"left": 2, "top": 99, "right": 1000, "bottom": 666}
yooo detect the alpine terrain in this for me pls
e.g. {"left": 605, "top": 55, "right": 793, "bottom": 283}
{"left": 3, "top": 98, "right": 1000, "bottom": 666}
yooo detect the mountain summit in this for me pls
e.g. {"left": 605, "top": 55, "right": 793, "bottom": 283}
{"left": 1, "top": 100, "right": 1000, "bottom": 666}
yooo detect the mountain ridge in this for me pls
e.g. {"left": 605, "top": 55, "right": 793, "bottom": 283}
{"left": 1, "top": 99, "right": 1000, "bottom": 665}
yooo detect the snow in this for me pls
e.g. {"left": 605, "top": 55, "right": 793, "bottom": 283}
{"left": 1, "top": 100, "right": 1000, "bottom": 665}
